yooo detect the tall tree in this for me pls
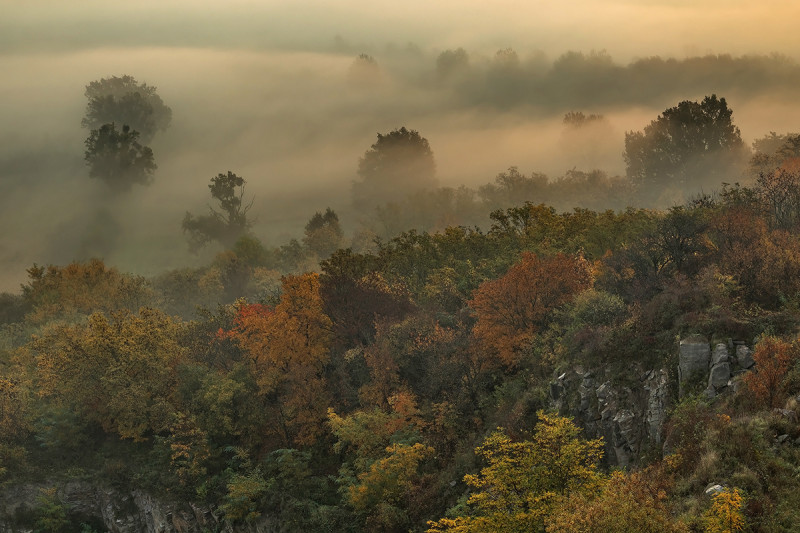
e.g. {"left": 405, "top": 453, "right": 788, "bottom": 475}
{"left": 353, "top": 127, "right": 437, "bottom": 210}
{"left": 82, "top": 75, "right": 172, "bottom": 143}
{"left": 225, "top": 273, "right": 332, "bottom": 446}
{"left": 624, "top": 94, "right": 747, "bottom": 192}
{"left": 182, "top": 171, "right": 253, "bottom": 251}
{"left": 34, "top": 308, "right": 186, "bottom": 441}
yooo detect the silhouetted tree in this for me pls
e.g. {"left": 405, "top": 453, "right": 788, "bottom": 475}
{"left": 562, "top": 111, "right": 604, "bottom": 128}
{"left": 84, "top": 123, "right": 156, "bottom": 191}
{"left": 352, "top": 127, "right": 436, "bottom": 210}
{"left": 624, "top": 94, "right": 747, "bottom": 192}
{"left": 303, "top": 208, "right": 345, "bottom": 259}
{"left": 81, "top": 75, "right": 172, "bottom": 143}
{"left": 182, "top": 171, "right": 253, "bottom": 251}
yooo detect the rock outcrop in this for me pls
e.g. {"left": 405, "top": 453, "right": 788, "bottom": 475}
{"left": 0, "top": 482, "right": 227, "bottom": 533}
{"left": 551, "top": 367, "right": 671, "bottom": 467}
{"left": 551, "top": 337, "right": 757, "bottom": 467}
{"left": 679, "top": 335, "right": 711, "bottom": 397}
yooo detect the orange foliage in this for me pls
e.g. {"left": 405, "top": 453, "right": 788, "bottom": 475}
{"left": 470, "top": 252, "right": 592, "bottom": 366}
{"left": 227, "top": 273, "right": 333, "bottom": 446}
{"left": 744, "top": 336, "right": 798, "bottom": 408}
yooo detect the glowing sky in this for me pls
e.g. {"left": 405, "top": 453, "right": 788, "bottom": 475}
{"left": 3, "top": 1, "right": 800, "bottom": 59}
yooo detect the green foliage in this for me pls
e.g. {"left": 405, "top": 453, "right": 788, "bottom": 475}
{"left": 33, "top": 308, "right": 186, "bottom": 441}
{"left": 624, "top": 94, "right": 747, "bottom": 193}
{"left": 221, "top": 469, "right": 268, "bottom": 523}
{"left": 33, "top": 488, "right": 69, "bottom": 533}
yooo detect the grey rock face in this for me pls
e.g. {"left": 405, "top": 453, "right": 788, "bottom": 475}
{"left": 679, "top": 335, "right": 710, "bottom": 397}
{"left": 551, "top": 366, "right": 671, "bottom": 468}
{"left": 644, "top": 369, "right": 669, "bottom": 443}
{"left": 0, "top": 482, "right": 228, "bottom": 533}
{"left": 711, "top": 344, "right": 730, "bottom": 366}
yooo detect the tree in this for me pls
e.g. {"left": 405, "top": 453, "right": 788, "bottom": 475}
{"left": 82, "top": 75, "right": 172, "bottom": 143}
{"left": 749, "top": 132, "right": 800, "bottom": 177}
{"left": 755, "top": 167, "right": 800, "bottom": 230}
{"left": 470, "top": 252, "right": 592, "bottom": 367}
{"left": 427, "top": 412, "right": 604, "bottom": 533}
{"left": 225, "top": 273, "right": 333, "bottom": 446}
{"left": 34, "top": 308, "right": 186, "bottom": 441}
{"left": 624, "top": 94, "right": 747, "bottom": 192}
{"left": 705, "top": 488, "right": 745, "bottom": 533}
{"left": 744, "top": 336, "right": 798, "bottom": 408}
{"left": 21, "top": 259, "right": 152, "bottom": 324}
{"left": 562, "top": 111, "right": 604, "bottom": 128}
{"left": 353, "top": 127, "right": 437, "bottom": 210}
{"left": 436, "top": 48, "right": 469, "bottom": 80}
{"left": 182, "top": 171, "right": 253, "bottom": 251}
{"left": 84, "top": 123, "right": 156, "bottom": 191}
{"left": 303, "top": 207, "right": 345, "bottom": 258}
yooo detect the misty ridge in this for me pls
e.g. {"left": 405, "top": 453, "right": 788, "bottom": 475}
{"left": 1, "top": 46, "right": 800, "bottom": 294}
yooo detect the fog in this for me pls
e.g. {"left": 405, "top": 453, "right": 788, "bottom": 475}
{"left": 3, "top": 2, "right": 800, "bottom": 291}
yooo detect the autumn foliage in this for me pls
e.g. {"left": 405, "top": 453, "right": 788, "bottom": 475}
{"left": 470, "top": 252, "right": 592, "bottom": 366}
{"left": 226, "top": 273, "right": 333, "bottom": 446}
{"left": 743, "top": 336, "right": 798, "bottom": 408}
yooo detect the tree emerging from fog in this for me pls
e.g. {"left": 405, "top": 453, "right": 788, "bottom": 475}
{"left": 624, "top": 94, "right": 747, "bottom": 193}
{"left": 83, "top": 123, "right": 156, "bottom": 191}
{"left": 182, "top": 171, "right": 253, "bottom": 251}
{"left": 352, "top": 127, "right": 437, "bottom": 210}
{"left": 81, "top": 75, "right": 172, "bottom": 143}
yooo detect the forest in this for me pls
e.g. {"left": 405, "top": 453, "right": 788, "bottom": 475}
{"left": 2, "top": 50, "right": 800, "bottom": 532}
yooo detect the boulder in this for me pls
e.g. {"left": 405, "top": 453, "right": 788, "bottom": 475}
{"left": 708, "top": 362, "right": 731, "bottom": 391}
{"left": 736, "top": 345, "right": 755, "bottom": 369}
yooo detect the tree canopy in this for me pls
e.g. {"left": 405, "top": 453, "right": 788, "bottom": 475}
{"left": 81, "top": 75, "right": 172, "bottom": 143}
{"left": 182, "top": 171, "right": 253, "bottom": 251}
{"left": 353, "top": 127, "right": 437, "bottom": 210}
{"left": 83, "top": 123, "right": 157, "bottom": 191}
{"left": 624, "top": 94, "right": 747, "bottom": 192}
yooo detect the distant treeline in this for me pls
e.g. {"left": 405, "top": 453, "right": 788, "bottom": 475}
{"left": 425, "top": 51, "right": 800, "bottom": 112}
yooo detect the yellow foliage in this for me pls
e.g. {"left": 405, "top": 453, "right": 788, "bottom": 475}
{"left": 428, "top": 411, "right": 604, "bottom": 533}
{"left": 705, "top": 488, "right": 745, "bottom": 533}
{"left": 347, "top": 442, "right": 433, "bottom": 512}
{"left": 33, "top": 308, "right": 186, "bottom": 440}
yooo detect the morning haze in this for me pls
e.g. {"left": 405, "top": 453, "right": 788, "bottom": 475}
{"left": 2, "top": 0, "right": 800, "bottom": 291}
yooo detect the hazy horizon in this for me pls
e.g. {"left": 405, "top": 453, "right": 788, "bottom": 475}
{"left": 3, "top": 1, "right": 800, "bottom": 292}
